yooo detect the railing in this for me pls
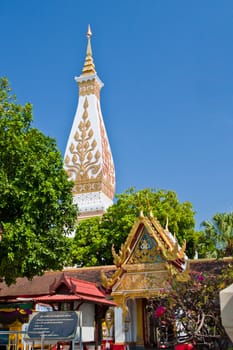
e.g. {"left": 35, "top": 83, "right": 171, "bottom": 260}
{"left": 0, "top": 331, "right": 81, "bottom": 350}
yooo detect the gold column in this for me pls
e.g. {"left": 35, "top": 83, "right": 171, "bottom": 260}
{"left": 136, "top": 299, "right": 144, "bottom": 345}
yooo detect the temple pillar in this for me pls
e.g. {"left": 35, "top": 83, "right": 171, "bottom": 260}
{"left": 125, "top": 299, "right": 136, "bottom": 344}
{"left": 114, "top": 307, "right": 126, "bottom": 345}
{"left": 136, "top": 299, "right": 144, "bottom": 345}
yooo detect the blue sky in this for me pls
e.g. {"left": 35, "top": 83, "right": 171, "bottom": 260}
{"left": 1, "top": 1, "right": 233, "bottom": 228}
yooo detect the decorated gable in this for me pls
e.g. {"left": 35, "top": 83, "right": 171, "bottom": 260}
{"left": 101, "top": 210, "right": 189, "bottom": 307}
{"left": 126, "top": 226, "right": 165, "bottom": 264}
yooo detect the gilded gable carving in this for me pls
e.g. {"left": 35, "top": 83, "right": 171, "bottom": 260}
{"left": 128, "top": 230, "right": 165, "bottom": 264}
{"left": 101, "top": 211, "right": 188, "bottom": 297}
{"left": 114, "top": 271, "right": 169, "bottom": 292}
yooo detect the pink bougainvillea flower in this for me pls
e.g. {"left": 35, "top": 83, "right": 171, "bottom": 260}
{"left": 196, "top": 273, "right": 205, "bottom": 282}
{"left": 154, "top": 306, "right": 166, "bottom": 318}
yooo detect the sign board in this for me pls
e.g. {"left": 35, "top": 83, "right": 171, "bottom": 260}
{"left": 35, "top": 303, "right": 53, "bottom": 312}
{"left": 27, "top": 311, "right": 80, "bottom": 341}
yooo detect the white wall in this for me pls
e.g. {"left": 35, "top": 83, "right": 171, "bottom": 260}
{"left": 78, "top": 303, "right": 95, "bottom": 342}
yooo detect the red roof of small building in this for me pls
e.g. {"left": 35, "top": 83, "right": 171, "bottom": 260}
{"left": 50, "top": 274, "right": 106, "bottom": 298}
{"left": 40, "top": 274, "right": 116, "bottom": 306}
{"left": 34, "top": 294, "right": 115, "bottom": 306}
{"left": 0, "top": 266, "right": 116, "bottom": 304}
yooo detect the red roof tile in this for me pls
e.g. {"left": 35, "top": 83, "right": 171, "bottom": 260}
{"left": 0, "top": 266, "right": 116, "bottom": 300}
{"left": 58, "top": 276, "right": 105, "bottom": 298}
{"left": 34, "top": 294, "right": 116, "bottom": 306}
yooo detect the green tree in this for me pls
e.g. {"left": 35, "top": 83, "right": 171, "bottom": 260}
{"left": 71, "top": 187, "right": 197, "bottom": 266}
{"left": 0, "top": 77, "right": 77, "bottom": 285}
{"left": 198, "top": 212, "right": 233, "bottom": 258}
{"left": 71, "top": 217, "right": 106, "bottom": 266}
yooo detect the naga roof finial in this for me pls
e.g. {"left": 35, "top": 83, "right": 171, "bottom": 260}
{"left": 146, "top": 194, "right": 154, "bottom": 218}
{"left": 137, "top": 193, "right": 144, "bottom": 218}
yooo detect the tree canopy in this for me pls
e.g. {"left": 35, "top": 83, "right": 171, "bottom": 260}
{"left": 0, "top": 77, "right": 77, "bottom": 285}
{"left": 198, "top": 212, "right": 233, "bottom": 258}
{"left": 71, "top": 187, "right": 198, "bottom": 267}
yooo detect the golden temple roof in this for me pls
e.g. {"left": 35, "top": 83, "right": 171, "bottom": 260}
{"left": 101, "top": 211, "right": 188, "bottom": 291}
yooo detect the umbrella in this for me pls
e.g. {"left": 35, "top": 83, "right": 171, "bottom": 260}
{"left": 220, "top": 283, "right": 233, "bottom": 342}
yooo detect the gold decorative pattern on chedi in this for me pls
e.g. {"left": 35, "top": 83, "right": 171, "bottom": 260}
{"left": 65, "top": 97, "right": 102, "bottom": 194}
{"left": 98, "top": 103, "right": 115, "bottom": 199}
{"left": 64, "top": 97, "right": 115, "bottom": 198}
{"left": 116, "top": 271, "right": 168, "bottom": 292}
{"left": 78, "top": 79, "right": 101, "bottom": 99}
{"left": 128, "top": 230, "right": 165, "bottom": 264}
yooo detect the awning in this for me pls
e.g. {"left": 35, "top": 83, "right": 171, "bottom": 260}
{"left": 34, "top": 294, "right": 116, "bottom": 306}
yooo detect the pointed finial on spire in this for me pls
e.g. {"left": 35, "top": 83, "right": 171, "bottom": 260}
{"left": 82, "top": 24, "right": 96, "bottom": 76}
{"left": 87, "top": 24, "right": 92, "bottom": 37}
{"left": 86, "top": 24, "right": 92, "bottom": 55}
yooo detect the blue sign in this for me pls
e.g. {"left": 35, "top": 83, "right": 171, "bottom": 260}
{"left": 27, "top": 311, "right": 80, "bottom": 340}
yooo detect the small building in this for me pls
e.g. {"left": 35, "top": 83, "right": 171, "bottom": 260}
{"left": 0, "top": 267, "right": 116, "bottom": 350}
{"left": 101, "top": 209, "right": 188, "bottom": 349}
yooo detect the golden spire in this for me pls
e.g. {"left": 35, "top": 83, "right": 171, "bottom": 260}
{"left": 82, "top": 24, "right": 96, "bottom": 76}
